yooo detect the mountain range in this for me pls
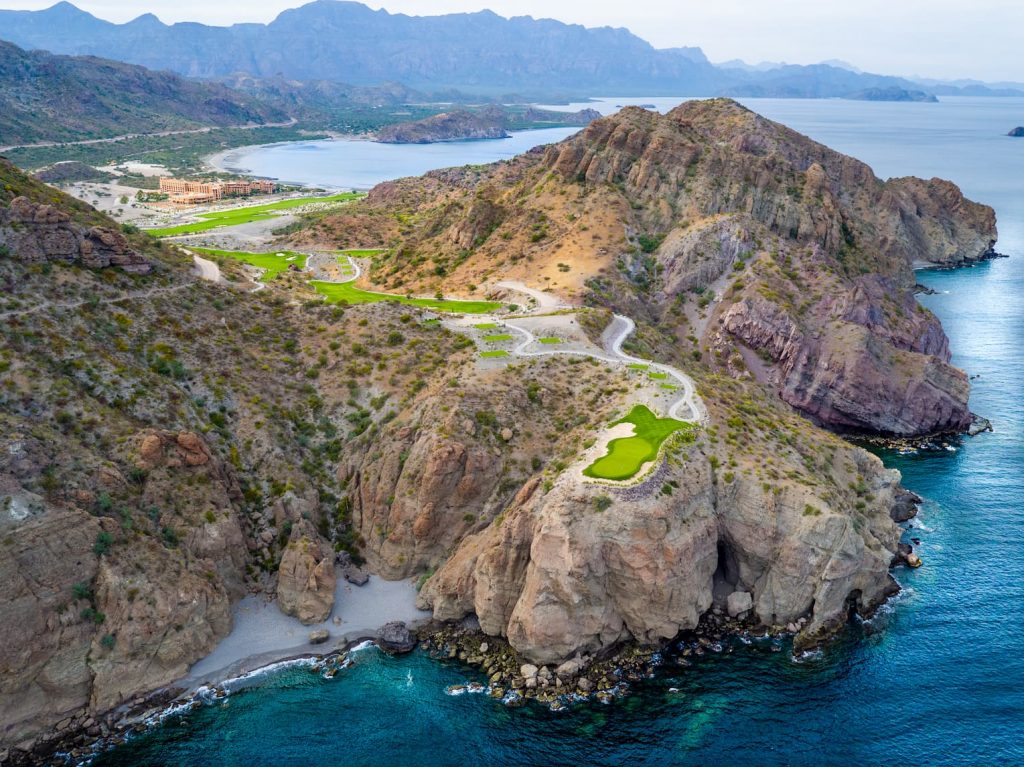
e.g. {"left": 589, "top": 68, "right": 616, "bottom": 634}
{"left": 1, "top": 1, "right": 1019, "bottom": 99}
{"left": 0, "top": 40, "right": 286, "bottom": 145}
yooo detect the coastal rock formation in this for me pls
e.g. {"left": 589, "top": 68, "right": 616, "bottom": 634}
{"left": 0, "top": 195, "right": 151, "bottom": 274}
{"left": 418, "top": 415, "right": 905, "bottom": 663}
{"left": 277, "top": 519, "right": 336, "bottom": 624}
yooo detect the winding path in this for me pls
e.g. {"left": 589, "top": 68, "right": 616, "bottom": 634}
{"left": 475, "top": 315, "right": 704, "bottom": 424}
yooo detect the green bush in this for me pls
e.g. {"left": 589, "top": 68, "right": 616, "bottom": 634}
{"left": 92, "top": 531, "right": 114, "bottom": 556}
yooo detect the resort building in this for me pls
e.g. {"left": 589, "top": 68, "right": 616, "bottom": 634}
{"left": 158, "top": 177, "right": 277, "bottom": 205}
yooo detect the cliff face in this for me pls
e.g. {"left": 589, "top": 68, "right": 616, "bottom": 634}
{"left": 0, "top": 196, "right": 151, "bottom": 274}
{"left": 295, "top": 99, "right": 995, "bottom": 436}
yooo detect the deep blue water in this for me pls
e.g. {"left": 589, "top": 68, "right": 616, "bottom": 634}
{"left": 96, "top": 99, "right": 1024, "bottom": 765}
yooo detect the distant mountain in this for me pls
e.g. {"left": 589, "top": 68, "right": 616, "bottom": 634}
{"left": 721, "top": 64, "right": 932, "bottom": 99}
{"left": 0, "top": 40, "right": 286, "bottom": 145}
{"left": 1, "top": 1, "right": 1014, "bottom": 101}
{"left": 0, "top": 1, "right": 730, "bottom": 95}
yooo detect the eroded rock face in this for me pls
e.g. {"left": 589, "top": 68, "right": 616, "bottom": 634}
{"left": 341, "top": 412, "right": 505, "bottom": 580}
{"left": 420, "top": 443, "right": 904, "bottom": 665}
{"left": 277, "top": 519, "right": 335, "bottom": 625}
{"left": 718, "top": 280, "right": 972, "bottom": 436}
{"left": 0, "top": 196, "right": 151, "bottom": 274}
{"left": 0, "top": 507, "right": 101, "bottom": 751}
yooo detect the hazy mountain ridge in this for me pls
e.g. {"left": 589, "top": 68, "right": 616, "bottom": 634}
{"left": 2, "top": 1, "right": 1016, "bottom": 99}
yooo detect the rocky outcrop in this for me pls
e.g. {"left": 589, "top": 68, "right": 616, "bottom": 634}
{"left": 1008, "top": 127, "right": 1024, "bottom": 137}
{"left": 718, "top": 278, "right": 972, "bottom": 436}
{"left": 340, "top": 416, "right": 505, "bottom": 580}
{"left": 277, "top": 519, "right": 335, "bottom": 625}
{"left": 377, "top": 111, "right": 509, "bottom": 144}
{"left": 420, "top": 438, "right": 905, "bottom": 664}
{"left": 0, "top": 196, "right": 151, "bottom": 274}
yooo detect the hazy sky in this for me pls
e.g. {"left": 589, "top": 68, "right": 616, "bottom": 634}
{"left": 4, "top": 0, "right": 1023, "bottom": 82}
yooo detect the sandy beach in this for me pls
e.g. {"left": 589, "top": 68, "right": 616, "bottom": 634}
{"left": 184, "top": 574, "right": 432, "bottom": 687}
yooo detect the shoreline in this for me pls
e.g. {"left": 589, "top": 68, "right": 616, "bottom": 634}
{"left": 42, "top": 575, "right": 432, "bottom": 766}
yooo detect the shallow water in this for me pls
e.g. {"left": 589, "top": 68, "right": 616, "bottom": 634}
{"left": 97, "top": 98, "right": 1024, "bottom": 765}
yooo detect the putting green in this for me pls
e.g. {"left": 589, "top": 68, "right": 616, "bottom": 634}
{"left": 480, "top": 350, "right": 510, "bottom": 358}
{"left": 539, "top": 337, "right": 562, "bottom": 344}
{"left": 483, "top": 334, "right": 514, "bottom": 342}
{"left": 147, "top": 193, "right": 363, "bottom": 237}
{"left": 191, "top": 247, "right": 307, "bottom": 282}
{"left": 583, "top": 405, "right": 690, "bottom": 481}
{"left": 312, "top": 279, "right": 502, "bottom": 314}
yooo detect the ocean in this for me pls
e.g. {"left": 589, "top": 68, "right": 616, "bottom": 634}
{"left": 94, "top": 97, "right": 1024, "bottom": 766}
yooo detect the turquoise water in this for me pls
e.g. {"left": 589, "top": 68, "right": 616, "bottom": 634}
{"left": 96, "top": 99, "right": 1024, "bottom": 765}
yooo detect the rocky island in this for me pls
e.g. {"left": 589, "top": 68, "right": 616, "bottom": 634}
{"left": 844, "top": 86, "right": 939, "bottom": 102}
{"left": 0, "top": 99, "right": 998, "bottom": 763}
{"left": 376, "top": 106, "right": 600, "bottom": 144}
{"left": 1008, "top": 126, "right": 1024, "bottom": 137}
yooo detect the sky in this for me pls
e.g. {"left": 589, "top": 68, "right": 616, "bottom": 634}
{"left": 3, "top": 0, "right": 1023, "bottom": 82}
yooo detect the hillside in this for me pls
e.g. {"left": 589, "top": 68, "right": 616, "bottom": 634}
{"left": 0, "top": 40, "right": 287, "bottom": 146}
{"left": 284, "top": 99, "right": 995, "bottom": 437}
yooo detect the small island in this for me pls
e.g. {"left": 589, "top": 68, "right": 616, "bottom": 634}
{"left": 844, "top": 86, "right": 938, "bottom": 103}
{"left": 375, "top": 106, "right": 600, "bottom": 144}
{"left": 1008, "top": 127, "right": 1024, "bottom": 137}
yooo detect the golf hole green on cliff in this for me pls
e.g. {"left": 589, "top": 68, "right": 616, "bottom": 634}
{"left": 583, "top": 405, "right": 691, "bottom": 481}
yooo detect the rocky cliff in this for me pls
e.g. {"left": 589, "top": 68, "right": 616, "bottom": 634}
{"left": 0, "top": 196, "right": 151, "bottom": 274}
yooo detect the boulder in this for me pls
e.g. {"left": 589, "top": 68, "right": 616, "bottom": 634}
{"left": 343, "top": 566, "right": 369, "bottom": 586}
{"left": 277, "top": 520, "right": 336, "bottom": 625}
{"left": 378, "top": 621, "right": 416, "bottom": 654}
{"left": 309, "top": 630, "right": 330, "bottom": 645}
{"left": 520, "top": 663, "right": 539, "bottom": 679}
{"left": 726, "top": 591, "right": 753, "bottom": 618}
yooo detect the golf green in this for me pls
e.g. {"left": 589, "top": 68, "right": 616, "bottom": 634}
{"left": 583, "top": 405, "right": 690, "bottom": 481}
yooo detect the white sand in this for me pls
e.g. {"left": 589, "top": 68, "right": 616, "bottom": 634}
{"left": 184, "top": 575, "right": 431, "bottom": 686}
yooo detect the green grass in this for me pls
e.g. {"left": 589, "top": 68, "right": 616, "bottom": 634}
{"left": 583, "top": 405, "right": 690, "bottom": 482}
{"left": 660, "top": 383, "right": 680, "bottom": 391}
{"left": 627, "top": 363, "right": 649, "bottom": 371}
{"left": 480, "top": 350, "right": 510, "bottom": 358}
{"left": 311, "top": 280, "right": 502, "bottom": 314}
{"left": 474, "top": 323, "right": 499, "bottom": 330}
{"left": 648, "top": 371, "right": 669, "bottom": 380}
{"left": 192, "top": 247, "right": 307, "bottom": 282}
{"left": 538, "top": 337, "right": 562, "bottom": 344}
{"left": 146, "top": 193, "right": 364, "bottom": 237}
{"left": 483, "top": 334, "right": 514, "bottom": 342}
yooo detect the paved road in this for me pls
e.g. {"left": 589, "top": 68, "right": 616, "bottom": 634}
{"left": 0, "top": 119, "right": 298, "bottom": 153}
{"left": 495, "top": 280, "right": 572, "bottom": 310}
{"left": 470, "top": 313, "right": 705, "bottom": 425}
